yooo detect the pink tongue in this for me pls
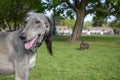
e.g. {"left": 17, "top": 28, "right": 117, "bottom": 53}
{"left": 25, "top": 36, "right": 38, "bottom": 49}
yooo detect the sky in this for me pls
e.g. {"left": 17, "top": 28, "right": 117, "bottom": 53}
{"left": 84, "top": 14, "right": 93, "bottom": 22}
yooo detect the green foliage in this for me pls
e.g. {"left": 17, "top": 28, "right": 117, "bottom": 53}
{"left": 109, "top": 19, "right": 120, "bottom": 29}
{"left": 0, "top": 0, "right": 44, "bottom": 31}
{"left": 0, "top": 35, "right": 120, "bottom": 80}
{"left": 110, "top": 0, "right": 120, "bottom": 2}
{"left": 91, "top": 0, "right": 120, "bottom": 27}
{"left": 42, "top": 0, "right": 75, "bottom": 19}
{"left": 84, "top": 21, "right": 92, "bottom": 27}
{"left": 43, "top": 0, "right": 120, "bottom": 23}
{"left": 58, "top": 19, "right": 75, "bottom": 28}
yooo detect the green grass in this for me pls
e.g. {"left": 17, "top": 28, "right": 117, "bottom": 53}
{"left": 0, "top": 35, "right": 120, "bottom": 80}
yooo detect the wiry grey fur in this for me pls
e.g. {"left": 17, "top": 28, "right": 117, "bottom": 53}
{"left": 0, "top": 13, "right": 52, "bottom": 80}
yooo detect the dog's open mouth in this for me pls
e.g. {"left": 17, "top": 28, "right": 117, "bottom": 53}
{"left": 24, "top": 35, "right": 40, "bottom": 49}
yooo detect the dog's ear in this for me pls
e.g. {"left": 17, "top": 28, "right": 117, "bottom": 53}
{"left": 44, "top": 16, "right": 53, "bottom": 56}
{"left": 45, "top": 32, "right": 53, "bottom": 55}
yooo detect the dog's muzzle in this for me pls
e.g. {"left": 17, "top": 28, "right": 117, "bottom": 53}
{"left": 19, "top": 33, "right": 44, "bottom": 50}
{"left": 19, "top": 33, "right": 27, "bottom": 40}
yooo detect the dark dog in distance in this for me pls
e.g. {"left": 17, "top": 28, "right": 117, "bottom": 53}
{"left": 80, "top": 40, "right": 89, "bottom": 50}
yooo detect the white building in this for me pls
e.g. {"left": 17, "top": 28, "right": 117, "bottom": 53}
{"left": 56, "top": 26, "right": 114, "bottom": 36}
{"left": 56, "top": 26, "right": 72, "bottom": 36}
{"left": 82, "top": 27, "right": 114, "bottom": 35}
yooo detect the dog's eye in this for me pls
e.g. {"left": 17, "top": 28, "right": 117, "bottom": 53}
{"left": 24, "top": 21, "right": 27, "bottom": 24}
{"left": 46, "top": 25, "right": 48, "bottom": 28}
{"left": 35, "top": 21, "right": 41, "bottom": 24}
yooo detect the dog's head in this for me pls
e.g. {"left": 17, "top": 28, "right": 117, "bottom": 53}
{"left": 19, "top": 13, "right": 52, "bottom": 55}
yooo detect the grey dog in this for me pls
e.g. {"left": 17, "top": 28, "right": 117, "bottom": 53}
{"left": 0, "top": 13, "right": 52, "bottom": 80}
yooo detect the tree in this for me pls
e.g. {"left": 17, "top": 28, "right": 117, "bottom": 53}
{"left": 109, "top": 1, "right": 120, "bottom": 29}
{"left": 0, "top": 0, "right": 44, "bottom": 31}
{"left": 92, "top": 1, "right": 120, "bottom": 27}
{"left": 92, "top": 14, "right": 108, "bottom": 27}
{"left": 92, "top": 16, "right": 105, "bottom": 27}
{"left": 108, "top": 17, "right": 120, "bottom": 29}
{"left": 42, "top": 0, "right": 119, "bottom": 42}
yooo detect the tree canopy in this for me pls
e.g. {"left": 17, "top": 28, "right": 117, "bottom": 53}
{"left": 0, "top": 0, "right": 44, "bottom": 31}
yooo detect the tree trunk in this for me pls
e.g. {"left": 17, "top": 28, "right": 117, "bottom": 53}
{"left": 69, "top": 11, "right": 85, "bottom": 42}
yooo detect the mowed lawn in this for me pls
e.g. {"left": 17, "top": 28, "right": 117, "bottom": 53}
{"left": 0, "top": 35, "right": 120, "bottom": 80}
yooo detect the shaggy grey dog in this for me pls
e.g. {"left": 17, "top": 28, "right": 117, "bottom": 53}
{"left": 0, "top": 13, "right": 52, "bottom": 80}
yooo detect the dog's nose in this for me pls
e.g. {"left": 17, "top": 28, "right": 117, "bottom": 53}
{"left": 19, "top": 33, "right": 27, "bottom": 40}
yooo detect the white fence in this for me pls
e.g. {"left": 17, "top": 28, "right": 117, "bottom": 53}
{"left": 56, "top": 26, "right": 114, "bottom": 36}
